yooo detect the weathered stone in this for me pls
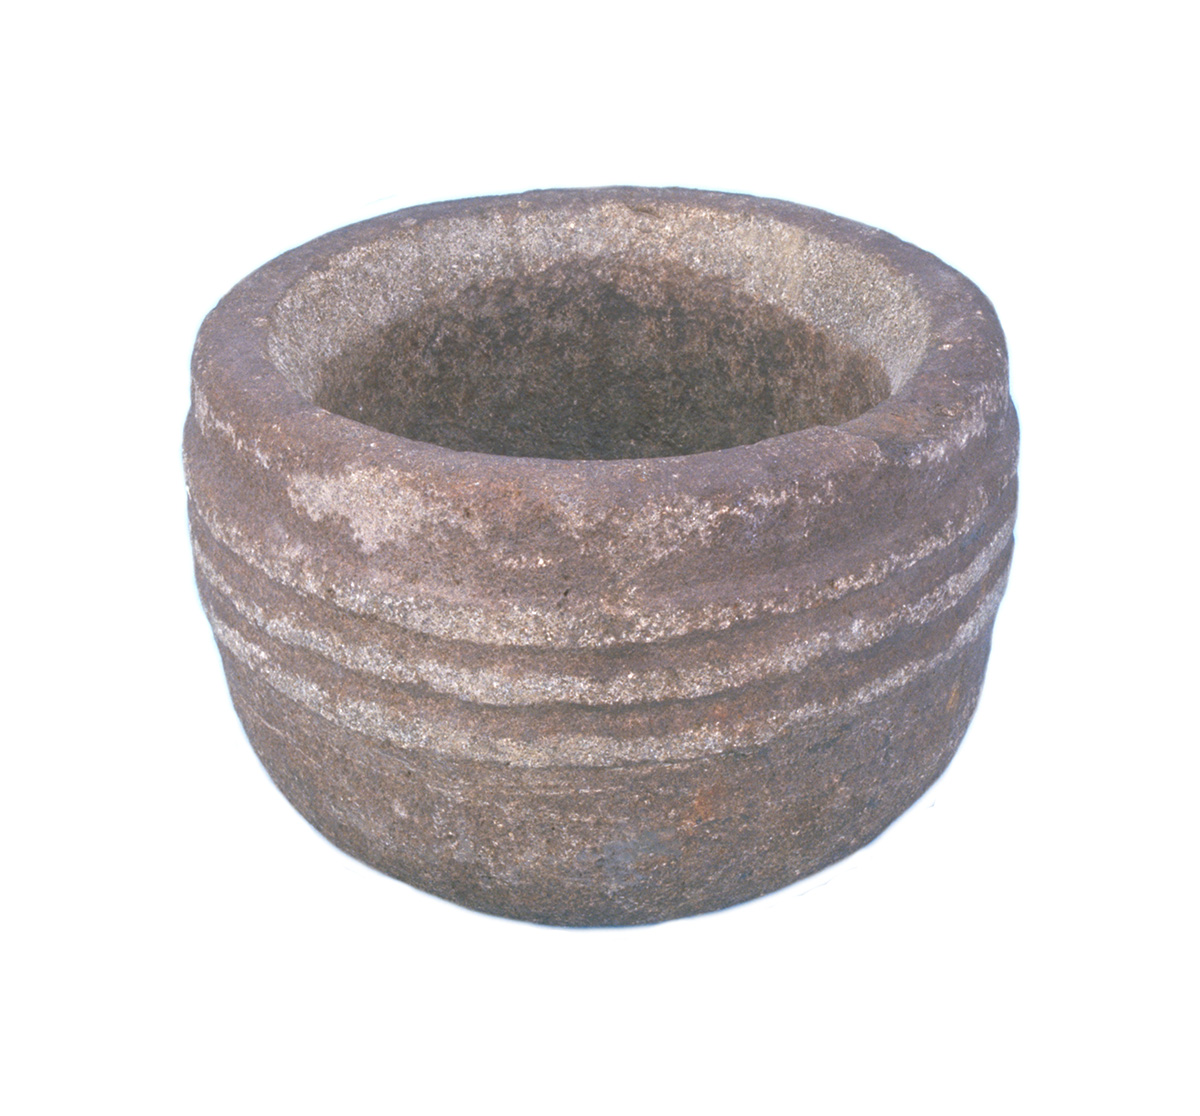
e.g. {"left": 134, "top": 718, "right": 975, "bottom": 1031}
{"left": 185, "top": 188, "right": 1017, "bottom": 925}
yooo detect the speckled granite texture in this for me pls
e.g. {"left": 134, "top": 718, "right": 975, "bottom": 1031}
{"left": 185, "top": 187, "right": 1017, "bottom": 924}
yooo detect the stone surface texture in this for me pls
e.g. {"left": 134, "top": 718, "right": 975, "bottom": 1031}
{"left": 184, "top": 187, "right": 1018, "bottom": 925}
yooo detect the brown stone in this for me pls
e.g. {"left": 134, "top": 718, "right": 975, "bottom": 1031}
{"left": 184, "top": 187, "right": 1017, "bottom": 925}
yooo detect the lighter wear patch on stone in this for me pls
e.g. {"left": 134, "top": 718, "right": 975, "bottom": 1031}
{"left": 287, "top": 466, "right": 489, "bottom": 555}
{"left": 189, "top": 387, "right": 275, "bottom": 470}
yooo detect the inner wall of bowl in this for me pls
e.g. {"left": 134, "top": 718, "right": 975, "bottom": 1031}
{"left": 268, "top": 201, "right": 931, "bottom": 460}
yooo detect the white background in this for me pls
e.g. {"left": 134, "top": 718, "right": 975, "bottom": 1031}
{"left": 6, "top": 3, "right": 1195, "bottom": 1112}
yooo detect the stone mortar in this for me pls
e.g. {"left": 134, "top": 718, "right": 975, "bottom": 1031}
{"left": 185, "top": 187, "right": 1017, "bottom": 926}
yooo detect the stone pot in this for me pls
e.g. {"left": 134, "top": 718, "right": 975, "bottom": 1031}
{"left": 184, "top": 187, "right": 1017, "bottom": 925}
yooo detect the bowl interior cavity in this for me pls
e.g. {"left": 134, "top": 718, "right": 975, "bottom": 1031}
{"left": 268, "top": 201, "right": 930, "bottom": 460}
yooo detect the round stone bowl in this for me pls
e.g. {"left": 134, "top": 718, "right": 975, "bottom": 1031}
{"left": 184, "top": 187, "right": 1017, "bottom": 926}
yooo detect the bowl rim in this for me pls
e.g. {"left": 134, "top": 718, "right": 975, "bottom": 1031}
{"left": 191, "top": 186, "right": 1008, "bottom": 498}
